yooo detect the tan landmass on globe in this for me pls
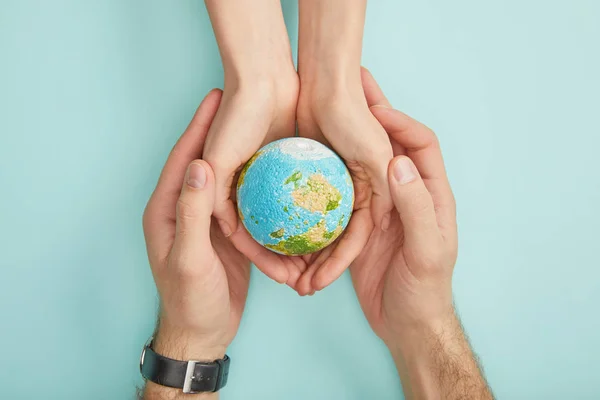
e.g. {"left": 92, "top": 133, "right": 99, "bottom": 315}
{"left": 266, "top": 218, "right": 344, "bottom": 255}
{"left": 289, "top": 173, "right": 342, "bottom": 214}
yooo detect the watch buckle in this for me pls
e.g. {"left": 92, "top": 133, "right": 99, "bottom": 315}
{"left": 182, "top": 360, "right": 198, "bottom": 394}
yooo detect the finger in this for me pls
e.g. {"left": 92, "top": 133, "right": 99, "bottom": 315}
{"left": 203, "top": 97, "right": 272, "bottom": 238}
{"left": 228, "top": 224, "right": 292, "bottom": 285}
{"left": 143, "top": 89, "right": 222, "bottom": 262}
{"left": 155, "top": 89, "right": 223, "bottom": 197}
{"left": 371, "top": 106, "right": 456, "bottom": 233}
{"left": 285, "top": 258, "right": 307, "bottom": 292}
{"left": 312, "top": 208, "right": 374, "bottom": 291}
{"left": 388, "top": 156, "right": 441, "bottom": 253}
{"left": 361, "top": 135, "right": 395, "bottom": 231}
{"left": 295, "top": 247, "right": 334, "bottom": 296}
{"left": 287, "top": 256, "right": 308, "bottom": 289}
{"left": 206, "top": 164, "right": 242, "bottom": 239}
{"left": 170, "top": 160, "right": 216, "bottom": 264}
{"left": 296, "top": 262, "right": 319, "bottom": 296}
{"left": 361, "top": 67, "right": 392, "bottom": 108}
{"left": 362, "top": 67, "right": 406, "bottom": 158}
{"left": 212, "top": 180, "right": 239, "bottom": 239}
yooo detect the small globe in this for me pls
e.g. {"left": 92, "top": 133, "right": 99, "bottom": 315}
{"left": 236, "top": 138, "right": 354, "bottom": 256}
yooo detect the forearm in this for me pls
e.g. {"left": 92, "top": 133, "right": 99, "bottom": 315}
{"left": 390, "top": 311, "right": 494, "bottom": 400}
{"left": 204, "top": 0, "right": 295, "bottom": 86}
{"left": 298, "top": 0, "right": 367, "bottom": 90}
{"left": 142, "top": 325, "right": 227, "bottom": 400}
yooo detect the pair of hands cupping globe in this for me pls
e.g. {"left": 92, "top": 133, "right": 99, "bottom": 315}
{"left": 236, "top": 138, "right": 354, "bottom": 256}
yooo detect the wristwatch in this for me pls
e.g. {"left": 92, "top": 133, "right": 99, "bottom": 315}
{"left": 140, "top": 337, "right": 230, "bottom": 394}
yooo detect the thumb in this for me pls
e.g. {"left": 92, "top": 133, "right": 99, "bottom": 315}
{"left": 389, "top": 156, "right": 440, "bottom": 251}
{"left": 173, "top": 160, "right": 216, "bottom": 257}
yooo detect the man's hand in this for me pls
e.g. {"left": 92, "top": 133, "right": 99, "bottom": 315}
{"left": 351, "top": 69, "right": 494, "bottom": 399}
{"left": 202, "top": 0, "right": 306, "bottom": 287}
{"left": 142, "top": 90, "right": 251, "bottom": 399}
{"left": 295, "top": 0, "right": 393, "bottom": 295}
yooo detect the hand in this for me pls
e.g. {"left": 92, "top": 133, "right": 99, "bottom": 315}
{"left": 293, "top": 1, "right": 394, "bottom": 295}
{"left": 353, "top": 71, "right": 493, "bottom": 400}
{"left": 202, "top": 79, "right": 308, "bottom": 286}
{"left": 142, "top": 90, "right": 251, "bottom": 365}
{"left": 295, "top": 76, "right": 394, "bottom": 294}
{"left": 351, "top": 68, "right": 458, "bottom": 347}
{"left": 202, "top": 0, "right": 306, "bottom": 287}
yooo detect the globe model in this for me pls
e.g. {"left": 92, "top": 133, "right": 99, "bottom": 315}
{"left": 236, "top": 138, "right": 354, "bottom": 256}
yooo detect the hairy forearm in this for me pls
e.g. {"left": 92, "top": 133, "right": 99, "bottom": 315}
{"left": 204, "top": 0, "right": 294, "bottom": 85}
{"left": 390, "top": 312, "right": 494, "bottom": 400}
{"left": 142, "top": 325, "right": 226, "bottom": 400}
{"left": 298, "top": 0, "right": 367, "bottom": 88}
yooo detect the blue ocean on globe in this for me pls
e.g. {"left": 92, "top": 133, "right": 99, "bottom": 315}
{"left": 236, "top": 138, "right": 354, "bottom": 255}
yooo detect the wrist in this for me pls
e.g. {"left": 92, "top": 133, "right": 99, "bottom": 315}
{"left": 298, "top": 64, "right": 364, "bottom": 102}
{"left": 297, "top": 77, "right": 366, "bottom": 130}
{"left": 385, "top": 307, "right": 460, "bottom": 363}
{"left": 207, "top": 3, "right": 295, "bottom": 86}
{"left": 223, "top": 68, "right": 299, "bottom": 100}
{"left": 222, "top": 54, "right": 297, "bottom": 90}
{"left": 143, "top": 325, "right": 227, "bottom": 399}
{"left": 153, "top": 322, "right": 227, "bottom": 362}
{"left": 385, "top": 309, "right": 491, "bottom": 399}
{"left": 297, "top": 0, "right": 366, "bottom": 89}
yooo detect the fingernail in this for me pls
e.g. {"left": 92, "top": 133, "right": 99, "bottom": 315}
{"left": 187, "top": 162, "right": 206, "bottom": 189}
{"left": 393, "top": 158, "right": 416, "bottom": 185}
{"left": 371, "top": 104, "right": 391, "bottom": 109}
{"left": 218, "top": 219, "right": 232, "bottom": 237}
{"left": 381, "top": 212, "right": 391, "bottom": 231}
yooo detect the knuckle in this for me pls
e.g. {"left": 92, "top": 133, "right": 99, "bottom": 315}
{"left": 363, "top": 144, "right": 393, "bottom": 165}
{"left": 408, "top": 122, "right": 439, "bottom": 150}
{"left": 407, "top": 244, "right": 448, "bottom": 274}
{"left": 417, "top": 119, "right": 436, "bottom": 138}
{"left": 337, "top": 229, "right": 354, "bottom": 245}
{"left": 176, "top": 197, "right": 198, "bottom": 221}
{"left": 419, "top": 250, "right": 443, "bottom": 271}
{"left": 404, "top": 190, "right": 434, "bottom": 217}
{"left": 179, "top": 264, "right": 203, "bottom": 281}
{"left": 168, "top": 254, "right": 203, "bottom": 280}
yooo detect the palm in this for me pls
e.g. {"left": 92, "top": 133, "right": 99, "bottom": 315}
{"left": 347, "top": 117, "right": 409, "bottom": 335}
{"left": 209, "top": 219, "right": 251, "bottom": 342}
{"left": 292, "top": 110, "right": 375, "bottom": 294}
{"left": 203, "top": 86, "right": 309, "bottom": 287}
{"left": 144, "top": 89, "right": 258, "bottom": 348}
{"left": 350, "top": 209, "right": 406, "bottom": 338}
{"left": 348, "top": 67, "right": 458, "bottom": 344}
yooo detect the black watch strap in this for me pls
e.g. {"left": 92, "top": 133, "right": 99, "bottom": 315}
{"left": 140, "top": 340, "right": 230, "bottom": 393}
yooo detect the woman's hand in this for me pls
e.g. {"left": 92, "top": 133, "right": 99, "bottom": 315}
{"left": 202, "top": 0, "right": 306, "bottom": 287}
{"left": 294, "top": 0, "right": 394, "bottom": 294}
{"left": 202, "top": 78, "right": 307, "bottom": 287}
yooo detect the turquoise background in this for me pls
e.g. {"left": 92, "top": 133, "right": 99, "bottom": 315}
{"left": 0, "top": 0, "right": 598, "bottom": 399}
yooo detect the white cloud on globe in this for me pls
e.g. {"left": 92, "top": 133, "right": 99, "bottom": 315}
{"left": 278, "top": 137, "right": 334, "bottom": 160}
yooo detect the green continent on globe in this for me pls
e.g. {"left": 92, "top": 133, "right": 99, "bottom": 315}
{"left": 265, "top": 219, "right": 344, "bottom": 255}
{"left": 269, "top": 228, "right": 285, "bottom": 239}
{"left": 288, "top": 173, "right": 342, "bottom": 214}
{"left": 284, "top": 171, "right": 303, "bottom": 188}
